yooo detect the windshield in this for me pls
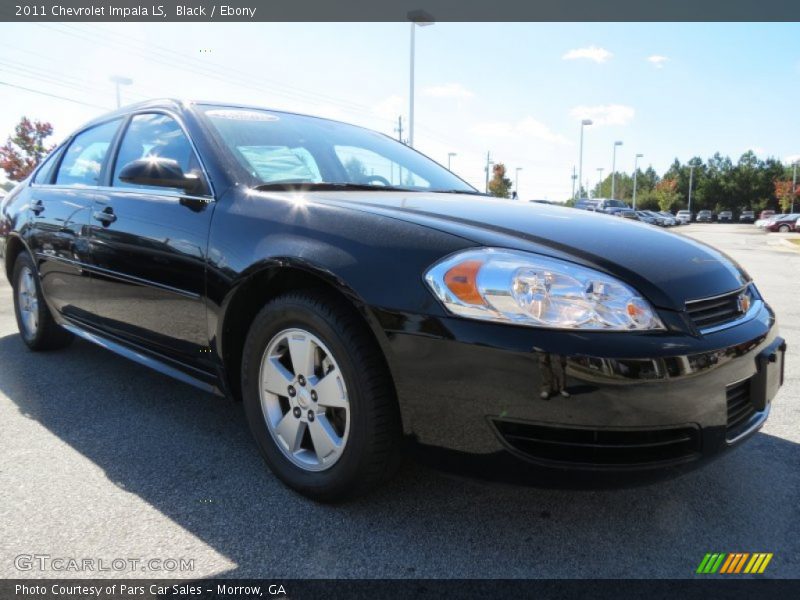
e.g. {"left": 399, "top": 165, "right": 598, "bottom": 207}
{"left": 199, "top": 106, "right": 476, "bottom": 193}
{"left": 605, "top": 199, "right": 627, "bottom": 208}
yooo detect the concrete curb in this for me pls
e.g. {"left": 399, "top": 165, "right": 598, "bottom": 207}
{"left": 778, "top": 237, "right": 800, "bottom": 251}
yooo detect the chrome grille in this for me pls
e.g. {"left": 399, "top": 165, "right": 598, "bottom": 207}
{"left": 686, "top": 286, "right": 753, "bottom": 331}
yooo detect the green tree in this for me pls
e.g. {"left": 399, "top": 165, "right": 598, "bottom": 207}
{"left": 488, "top": 163, "right": 512, "bottom": 198}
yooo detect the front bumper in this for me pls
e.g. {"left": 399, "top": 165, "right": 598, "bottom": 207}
{"left": 380, "top": 302, "right": 782, "bottom": 479}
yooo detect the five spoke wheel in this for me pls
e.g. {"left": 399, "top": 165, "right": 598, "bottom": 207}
{"left": 259, "top": 328, "right": 350, "bottom": 471}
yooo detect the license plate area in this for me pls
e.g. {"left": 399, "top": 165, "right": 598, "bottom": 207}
{"left": 750, "top": 337, "right": 786, "bottom": 411}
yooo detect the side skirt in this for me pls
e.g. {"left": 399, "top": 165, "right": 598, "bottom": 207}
{"left": 60, "top": 321, "right": 226, "bottom": 398}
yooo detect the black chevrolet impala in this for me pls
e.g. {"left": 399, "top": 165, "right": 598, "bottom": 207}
{"left": 0, "top": 100, "right": 786, "bottom": 500}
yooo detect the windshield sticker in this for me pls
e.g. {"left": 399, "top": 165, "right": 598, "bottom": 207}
{"left": 207, "top": 109, "right": 279, "bottom": 122}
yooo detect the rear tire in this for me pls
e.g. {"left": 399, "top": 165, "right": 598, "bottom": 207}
{"left": 12, "top": 252, "right": 74, "bottom": 351}
{"left": 241, "top": 290, "right": 402, "bottom": 501}
{"left": 778, "top": 224, "right": 790, "bottom": 233}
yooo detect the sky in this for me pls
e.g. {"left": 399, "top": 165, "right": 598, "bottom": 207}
{"left": 0, "top": 22, "right": 799, "bottom": 199}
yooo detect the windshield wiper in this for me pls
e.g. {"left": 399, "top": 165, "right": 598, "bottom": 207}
{"left": 251, "top": 182, "right": 419, "bottom": 192}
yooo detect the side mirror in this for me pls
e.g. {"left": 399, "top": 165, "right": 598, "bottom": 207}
{"left": 118, "top": 157, "right": 203, "bottom": 195}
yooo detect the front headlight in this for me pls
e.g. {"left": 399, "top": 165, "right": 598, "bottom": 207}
{"left": 424, "top": 248, "right": 664, "bottom": 331}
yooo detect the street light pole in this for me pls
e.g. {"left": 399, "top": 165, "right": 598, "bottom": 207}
{"left": 484, "top": 151, "right": 493, "bottom": 193}
{"left": 688, "top": 164, "right": 695, "bottom": 216}
{"left": 447, "top": 152, "right": 456, "bottom": 171}
{"left": 408, "top": 14, "right": 434, "bottom": 148}
{"left": 611, "top": 140, "right": 623, "bottom": 199}
{"left": 577, "top": 119, "right": 592, "bottom": 199}
{"left": 109, "top": 75, "right": 133, "bottom": 108}
{"left": 792, "top": 161, "right": 798, "bottom": 213}
{"left": 596, "top": 168, "right": 604, "bottom": 198}
{"left": 571, "top": 166, "right": 577, "bottom": 201}
{"left": 515, "top": 167, "right": 522, "bottom": 197}
{"left": 632, "top": 153, "right": 643, "bottom": 210}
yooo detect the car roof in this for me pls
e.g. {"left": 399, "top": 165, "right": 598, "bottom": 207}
{"left": 77, "top": 98, "right": 369, "bottom": 133}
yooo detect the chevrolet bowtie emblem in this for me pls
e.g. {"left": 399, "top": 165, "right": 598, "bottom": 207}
{"left": 737, "top": 293, "right": 751, "bottom": 314}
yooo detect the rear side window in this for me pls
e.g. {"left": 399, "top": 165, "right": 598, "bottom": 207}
{"left": 32, "top": 147, "right": 63, "bottom": 185}
{"left": 112, "top": 113, "right": 206, "bottom": 194}
{"left": 55, "top": 120, "right": 121, "bottom": 186}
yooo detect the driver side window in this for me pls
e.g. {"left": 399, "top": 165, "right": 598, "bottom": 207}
{"left": 112, "top": 113, "right": 207, "bottom": 194}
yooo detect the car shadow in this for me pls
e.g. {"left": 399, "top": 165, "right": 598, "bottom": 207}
{"left": 1, "top": 332, "right": 798, "bottom": 578}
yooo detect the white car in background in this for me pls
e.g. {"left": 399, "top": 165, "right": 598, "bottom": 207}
{"left": 676, "top": 210, "right": 692, "bottom": 224}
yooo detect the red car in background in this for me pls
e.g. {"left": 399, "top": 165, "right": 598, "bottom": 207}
{"left": 759, "top": 210, "right": 776, "bottom": 220}
{"left": 765, "top": 214, "right": 800, "bottom": 232}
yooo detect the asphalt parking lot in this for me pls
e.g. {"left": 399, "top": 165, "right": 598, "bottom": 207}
{"left": 0, "top": 223, "right": 798, "bottom": 579}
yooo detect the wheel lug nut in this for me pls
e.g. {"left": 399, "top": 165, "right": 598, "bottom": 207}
{"left": 287, "top": 386, "right": 296, "bottom": 397}
{"left": 293, "top": 407, "right": 301, "bottom": 418}
{"left": 310, "top": 390, "right": 318, "bottom": 402}
{"left": 298, "top": 375, "right": 306, "bottom": 386}
{"left": 307, "top": 411, "right": 315, "bottom": 422}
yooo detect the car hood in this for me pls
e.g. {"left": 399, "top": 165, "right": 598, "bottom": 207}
{"left": 264, "top": 191, "right": 750, "bottom": 311}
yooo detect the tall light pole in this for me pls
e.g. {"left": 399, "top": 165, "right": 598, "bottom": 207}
{"left": 447, "top": 152, "right": 456, "bottom": 171}
{"left": 484, "top": 151, "right": 494, "bottom": 193}
{"left": 577, "top": 119, "right": 592, "bottom": 199}
{"left": 632, "top": 153, "right": 643, "bottom": 210}
{"left": 408, "top": 12, "right": 434, "bottom": 148}
{"left": 792, "top": 160, "right": 798, "bottom": 213}
{"left": 515, "top": 167, "right": 522, "bottom": 197}
{"left": 571, "top": 166, "right": 577, "bottom": 201}
{"left": 610, "top": 140, "right": 623, "bottom": 199}
{"left": 596, "top": 167, "right": 604, "bottom": 198}
{"left": 688, "top": 164, "right": 696, "bottom": 216}
{"left": 109, "top": 75, "right": 132, "bottom": 108}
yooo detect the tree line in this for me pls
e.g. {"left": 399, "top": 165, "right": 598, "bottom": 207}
{"left": 569, "top": 151, "right": 798, "bottom": 214}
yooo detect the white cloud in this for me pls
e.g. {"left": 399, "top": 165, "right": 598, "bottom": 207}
{"left": 748, "top": 146, "right": 766, "bottom": 156}
{"left": 562, "top": 46, "right": 613, "bottom": 64}
{"left": 372, "top": 95, "right": 404, "bottom": 121}
{"left": 784, "top": 154, "right": 800, "bottom": 164}
{"left": 647, "top": 55, "right": 669, "bottom": 69}
{"left": 423, "top": 83, "right": 474, "bottom": 99}
{"left": 569, "top": 104, "right": 635, "bottom": 126}
{"left": 470, "top": 117, "right": 570, "bottom": 146}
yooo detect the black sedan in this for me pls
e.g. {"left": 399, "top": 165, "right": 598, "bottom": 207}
{"left": 0, "top": 100, "right": 786, "bottom": 500}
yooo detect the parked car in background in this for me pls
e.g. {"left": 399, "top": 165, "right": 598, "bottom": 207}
{"left": 739, "top": 210, "right": 755, "bottom": 223}
{"left": 574, "top": 198, "right": 598, "bottom": 211}
{"left": 764, "top": 214, "right": 800, "bottom": 233}
{"left": 594, "top": 198, "right": 629, "bottom": 213}
{"left": 696, "top": 210, "right": 714, "bottom": 223}
{"left": 718, "top": 211, "right": 733, "bottom": 223}
{"left": 604, "top": 206, "right": 629, "bottom": 217}
{"left": 635, "top": 211, "right": 658, "bottom": 225}
{"left": 614, "top": 208, "right": 638, "bottom": 220}
{"left": 640, "top": 210, "right": 669, "bottom": 227}
{"left": 756, "top": 215, "right": 779, "bottom": 229}
{"left": 759, "top": 210, "right": 776, "bottom": 221}
{"left": 658, "top": 211, "right": 678, "bottom": 226}
{"left": 676, "top": 210, "right": 692, "bottom": 224}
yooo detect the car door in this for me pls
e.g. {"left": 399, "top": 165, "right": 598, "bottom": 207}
{"left": 87, "top": 111, "right": 215, "bottom": 368}
{"left": 27, "top": 119, "right": 122, "bottom": 324}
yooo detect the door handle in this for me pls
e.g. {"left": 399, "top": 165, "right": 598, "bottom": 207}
{"left": 93, "top": 206, "right": 117, "bottom": 225}
{"left": 31, "top": 199, "right": 44, "bottom": 215}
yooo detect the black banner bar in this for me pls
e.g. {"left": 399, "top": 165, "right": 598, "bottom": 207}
{"left": 1, "top": 0, "right": 799, "bottom": 22}
{"left": 3, "top": 579, "right": 800, "bottom": 600}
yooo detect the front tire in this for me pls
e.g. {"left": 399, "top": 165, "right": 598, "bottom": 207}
{"left": 12, "top": 253, "right": 74, "bottom": 351}
{"left": 778, "top": 224, "right": 790, "bottom": 233}
{"left": 241, "top": 291, "right": 402, "bottom": 501}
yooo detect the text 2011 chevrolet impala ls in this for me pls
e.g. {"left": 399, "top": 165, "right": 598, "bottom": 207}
{"left": 0, "top": 100, "right": 785, "bottom": 500}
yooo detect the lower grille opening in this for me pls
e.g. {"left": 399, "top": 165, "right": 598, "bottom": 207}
{"left": 491, "top": 420, "right": 701, "bottom": 468}
{"left": 726, "top": 379, "right": 758, "bottom": 440}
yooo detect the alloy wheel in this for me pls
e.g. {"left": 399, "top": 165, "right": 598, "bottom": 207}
{"left": 17, "top": 266, "right": 39, "bottom": 338}
{"left": 259, "top": 328, "right": 350, "bottom": 471}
